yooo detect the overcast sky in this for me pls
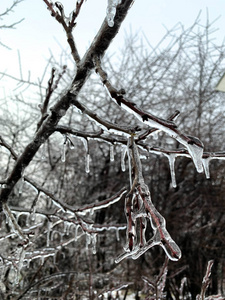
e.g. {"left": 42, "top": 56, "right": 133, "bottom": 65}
{"left": 1, "top": 0, "right": 225, "bottom": 96}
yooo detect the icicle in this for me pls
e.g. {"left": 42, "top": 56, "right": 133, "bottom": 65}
{"left": 3, "top": 203, "right": 26, "bottom": 241}
{"left": 41, "top": 142, "right": 47, "bottom": 160}
{"left": 81, "top": 137, "right": 88, "bottom": 152}
{"left": 74, "top": 225, "right": 79, "bottom": 241}
{"left": 46, "top": 221, "right": 52, "bottom": 247}
{"left": 25, "top": 212, "right": 30, "bottom": 227}
{"left": 30, "top": 205, "right": 37, "bottom": 222}
{"left": 85, "top": 153, "right": 90, "bottom": 173}
{"left": 127, "top": 140, "right": 132, "bottom": 188}
{"left": 121, "top": 145, "right": 127, "bottom": 172}
{"left": 78, "top": 137, "right": 90, "bottom": 173}
{"left": 186, "top": 142, "right": 203, "bottom": 173}
{"left": 61, "top": 136, "right": 67, "bottom": 162}
{"left": 165, "top": 154, "right": 177, "bottom": 188}
{"left": 91, "top": 233, "right": 97, "bottom": 254}
{"left": 16, "top": 247, "right": 26, "bottom": 284}
{"left": 63, "top": 221, "right": 71, "bottom": 236}
{"left": 19, "top": 168, "right": 25, "bottom": 195}
{"left": 202, "top": 157, "right": 211, "bottom": 179}
{"left": 110, "top": 144, "right": 114, "bottom": 162}
{"left": 85, "top": 232, "right": 91, "bottom": 251}
{"left": 116, "top": 228, "right": 120, "bottom": 241}
{"left": 106, "top": 0, "right": 122, "bottom": 27}
{"left": 41, "top": 255, "right": 45, "bottom": 265}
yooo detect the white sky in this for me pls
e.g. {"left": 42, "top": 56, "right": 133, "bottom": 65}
{"left": 1, "top": 0, "right": 225, "bottom": 95}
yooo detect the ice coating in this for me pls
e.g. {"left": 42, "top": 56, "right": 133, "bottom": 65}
{"left": 116, "top": 138, "right": 181, "bottom": 263}
{"left": 106, "top": 0, "right": 122, "bottom": 27}
{"left": 117, "top": 100, "right": 204, "bottom": 174}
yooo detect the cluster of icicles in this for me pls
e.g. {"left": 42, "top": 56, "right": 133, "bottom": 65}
{"left": 0, "top": 181, "right": 126, "bottom": 288}
{"left": 1, "top": 126, "right": 223, "bottom": 287}
{"left": 56, "top": 131, "right": 225, "bottom": 188}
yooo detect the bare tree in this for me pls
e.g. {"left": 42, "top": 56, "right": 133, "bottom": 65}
{"left": 0, "top": 0, "right": 24, "bottom": 49}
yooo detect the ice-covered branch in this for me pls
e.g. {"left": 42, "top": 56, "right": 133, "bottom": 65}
{"left": 75, "top": 188, "right": 127, "bottom": 215}
{"left": 0, "top": 0, "right": 134, "bottom": 209}
{"left": 196, "top": 260, "right": 225, "bottom": 300}
{"left": 2, "top": 203, "right": 27, "bottom": 242}
{"left": 37, "top": 66, "right": 67, "bottom": 131}
{"left": 136, "top": 110, "right": 180, "bottom": 142}
{"left": 69, "top": 0, "right": 85, "bottom": 29}
{"left": 55, "top": 125, "right": 104, "bottom": 139}
{"left": 93, "top": 56, "right": 205, "bottom": 174}
{"left": 43, "top": 0, "right": 80, "bottom": 64}
{"left": 142, "top": 257, "right": 168, "bottom": 298}
{"left": 71, "top": 96, "right": 141, "bottom": 135}
{"left": 116, "top": 136, "right": 181, "bottom": 263}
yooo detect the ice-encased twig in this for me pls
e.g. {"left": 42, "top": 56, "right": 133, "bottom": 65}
{"left": 116, "top": 137, "right": 181, "bottom": 263}
{"left": 3, "top": 203, "right": 27, "bottom": 241}
{"left": 93, "top": 58, "right": 205, "bottom": 174}
{"left": 196, "top": 260, "right": 214, "bottom": 300}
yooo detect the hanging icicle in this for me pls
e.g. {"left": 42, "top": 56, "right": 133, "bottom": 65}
{"left": 61, "top": 135, "right": 68, "bottom": 162}
{"left": 165, "top": 153, "right": 177, "bottom": 188}
{"left": 121, "top": 145, "right": 127, "bottom": 172}
{"left": 106, "top": 0, "right": 122, "bottom": 27}
{"left": 110, "top": 144, "right": 115, "bottom": 162}
{"left": 202, "top": 157, "right": 211, "bottom": 179}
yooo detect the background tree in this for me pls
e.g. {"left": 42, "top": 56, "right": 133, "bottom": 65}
{"left": 0, "top": 1, "right": 225, "bottom": 299}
